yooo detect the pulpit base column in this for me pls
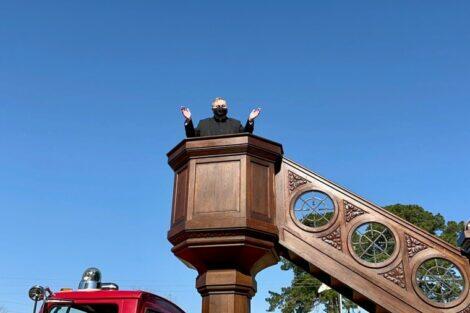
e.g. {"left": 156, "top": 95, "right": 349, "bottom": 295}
{"left": 196, "top": 269, "right": 256, "bottom": 313}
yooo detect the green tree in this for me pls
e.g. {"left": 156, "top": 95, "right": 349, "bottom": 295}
{"left": 266, "top": 204, "right": 464, "bottom": 313}
{"left": 385, "top": 204, "right": 465, "bottom": 246}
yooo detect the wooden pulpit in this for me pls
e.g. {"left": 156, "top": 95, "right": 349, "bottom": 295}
{"left": 167, "top": 134, "right": 283, "bottom": 313}
{"left": 168, "top": 134, "right": 470, "bottom": 312}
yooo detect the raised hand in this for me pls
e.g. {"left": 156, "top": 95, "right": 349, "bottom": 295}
{"left": 248, "top": 107, "right": 261, "bottom": 122}
{"left": 180, "top": 106, "right": 192, "bottom": 121}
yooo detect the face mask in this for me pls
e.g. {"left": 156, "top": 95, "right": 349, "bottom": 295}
{"left": 213, "top": 107, "right": 228, "bottom": 117}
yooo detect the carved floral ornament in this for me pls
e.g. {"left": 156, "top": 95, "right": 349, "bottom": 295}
{"left": 404, "top": 234, "right": 428, "bottom": 258}
{"left": 343, "top": 200, "right": 367, "bottom": 223}
{"left": 287, "top": 170, "right": 309, "bottom": 193}
{"left": 380, "top": 262, "right": 406, "bottom": 289}
{"left": 321, "top": 227, "right": 342, "bottom": 251}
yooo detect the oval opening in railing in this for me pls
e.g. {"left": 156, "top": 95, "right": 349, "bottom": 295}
{"left": 350, "top": 222, "right": 397, "bottom": 265}
{"left": 292, "top": 190, "right": 335, "bottom": 229}
{"left": 415, "top": 257, "right": 466, "bottom": 305}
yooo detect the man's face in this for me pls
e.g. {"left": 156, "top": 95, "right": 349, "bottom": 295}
{"left": 212, "top": 99, "right": 228, "bottom": 117}
{"left": 211, "top": 99, "right": 227, "bottom": 110}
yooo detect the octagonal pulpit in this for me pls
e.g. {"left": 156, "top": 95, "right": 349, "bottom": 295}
{"left": 167, "top": 133, "right": 283, "bottom": 313}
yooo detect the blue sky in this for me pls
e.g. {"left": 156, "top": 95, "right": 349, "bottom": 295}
{"left": 1, "top": 1, "right": 469, "bottom": 312}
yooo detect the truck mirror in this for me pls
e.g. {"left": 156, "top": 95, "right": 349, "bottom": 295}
{"left": 28, "top": 285, "right": 45, "bottom": 313}
{"left": 28, "top": 285, "right": 45, "bottom": 301}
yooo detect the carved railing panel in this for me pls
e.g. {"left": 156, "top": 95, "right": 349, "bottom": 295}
{"left": 275, "top": 158, "right": 470, "bottom": 313}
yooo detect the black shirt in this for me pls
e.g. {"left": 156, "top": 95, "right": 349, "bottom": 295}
{"left": 185, "top": 115, "right": 254, "bottom": 137}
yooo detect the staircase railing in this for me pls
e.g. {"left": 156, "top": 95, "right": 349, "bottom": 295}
{"left": 275, "top": 157, "right": 470, "bottom": 313}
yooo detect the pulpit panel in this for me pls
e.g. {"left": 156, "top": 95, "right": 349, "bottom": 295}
{"left": 249, "top": 159, "right": 274, "bottom": 222}
{"left": 194, "top": 159, "right": 241, "bottom": 214}
{"left": 172, "top": 166, "right": 188, "bottom": 225}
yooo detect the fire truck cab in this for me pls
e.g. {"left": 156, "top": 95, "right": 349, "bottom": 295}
{"left": 28, "top": 268, "right": 184, "bottom": 313}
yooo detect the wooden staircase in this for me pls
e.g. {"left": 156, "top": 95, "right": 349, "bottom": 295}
{"left": 275, "top": 158, "right": 470, "bottom": 312}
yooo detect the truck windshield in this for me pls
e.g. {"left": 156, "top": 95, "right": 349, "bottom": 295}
{"left": 49, "top": 304, "right": 117, "bottom": 313}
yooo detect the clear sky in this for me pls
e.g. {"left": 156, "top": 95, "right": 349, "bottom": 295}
{"left": 1, "top": 1, "right": 469, "bottom": 313}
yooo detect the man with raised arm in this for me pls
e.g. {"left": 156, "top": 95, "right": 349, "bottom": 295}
{"left": 180, "top": 97, "right": 261, "bottom": 137}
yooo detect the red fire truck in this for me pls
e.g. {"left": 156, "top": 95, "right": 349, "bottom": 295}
{"left": 28, "top": 268, "right": 185, "bottom": 313}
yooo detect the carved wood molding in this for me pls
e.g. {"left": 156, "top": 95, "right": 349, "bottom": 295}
{"left": 288, "top": 170, "right": 309, "bottom": 193}
{"left": 343, "top": 200, "right": 367, "bottom": 223}
{"left": 169, "top": 228, "right": 277, "bottom": 245}
{"left": 458, "top": 304, "right": 470, "bottom": 313}
{"left": 321, "top": 226, "right": 342, "bottom": 251}
{"left": 405, "top": 234, "right": 428, "bottom": 258}
{"left": 380, "top": 262, "right": 406, "bottom": 289}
